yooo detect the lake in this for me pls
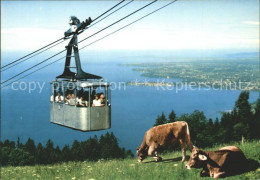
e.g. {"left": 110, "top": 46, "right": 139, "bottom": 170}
{"left": 1, "top": 50, "right": 259, "bottom": 153}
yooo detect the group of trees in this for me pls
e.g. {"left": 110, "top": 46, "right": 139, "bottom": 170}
{"left": 0, "top": 132, "right": 133, "bottom": 166}
{"left": 154, "top": 91, "right": 260, "bottom": 148}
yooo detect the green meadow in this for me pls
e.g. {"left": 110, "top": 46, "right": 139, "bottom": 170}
{"left": 1, "top": 140, "right": 260, "bottom": 180}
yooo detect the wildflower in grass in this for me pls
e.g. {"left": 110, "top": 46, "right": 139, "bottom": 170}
{"left": 98, "top": 159, "right": 104, "bottom": 163}
{"left": 174, "top": 164, "right": 178, "bottom": 167}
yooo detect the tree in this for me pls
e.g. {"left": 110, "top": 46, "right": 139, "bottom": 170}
{"left": 16, "top": 137, "right": 22, "bottom": 149}
{"left": 234, "top": 91, "right": 252, "bottom": 124}
{"left": 83, "top": 136, "right": 100, "bottom": 161}
{"left": 214, "top": 117, "right": 220, "bottom": 129}
{"left": 178, "top": 110, "right": 208, "bottom": 147}
{"left": 234, "top": 91, "right": 254, "bottom": 138}
{"left": 168, "top": 110, "right": 176, "bottom": 123}
{"left": 71, "top": 140, "right": 83, "bottom": 161}
{"left": 0, "top": 134, "right": 133, "bottom": 166}
{"left": 52, "top": 146, "right": 62, "bottom": 163}
{"left": 208, "top": 118, "right": 213, "bottom": 128}
{"left": 36, "top": 143, "right": 45, "bottom": 164}
{"left": 233, "top": 122, "right": 249, "bottom": 141}
{"left": 24, "top": 138, "right": 36, "bottom": 156}
{"left": 252, "top": 96, "right": 260, "bottom": 138}
{"left": 61, "top": 145, "right": 71, "bottom": 162}
{"left": 220, "top": 112, "right": 235, "bottom": 142}
{"left": 254, "top": 96, "right": 260, "bottom": 119}
{"left": 44, "top": 139, "right": 55, "bottom": 164}
{"left": 99, "top": 132, "right": 127, "bottom": 159}
{"left": 9, "top": 148, "right": 34, "bottom": 166}
{"left": 1, "top": 147, "right": 12, "bottom": 166}
{"left": 3, "top": 140, "right": 15, "bottom": 149}
{"left": 154, "top": 112, "right": 167, "bottom": 126}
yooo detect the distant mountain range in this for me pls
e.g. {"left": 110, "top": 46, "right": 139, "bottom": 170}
{"left": 226, "top": 52, "right": 259, "bottom": 58}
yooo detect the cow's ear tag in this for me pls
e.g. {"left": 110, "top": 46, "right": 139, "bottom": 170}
{"left": 198, "top": 154, "right": 207, "bottom": 161}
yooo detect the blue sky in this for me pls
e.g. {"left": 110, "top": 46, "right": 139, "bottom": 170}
{"left": 1, "top": 0, "right": 259, "bottom": 52}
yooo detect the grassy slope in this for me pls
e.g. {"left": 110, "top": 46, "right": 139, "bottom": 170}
{"left": 1, "top": 140, "right": 260, "bottom": 180}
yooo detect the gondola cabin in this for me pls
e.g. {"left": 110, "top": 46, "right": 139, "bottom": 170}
{"left": 50, "top": 16, "right": 111, "bottom": 131}
{"left": 50, "top": 80, "right": 111, "bottom": 131}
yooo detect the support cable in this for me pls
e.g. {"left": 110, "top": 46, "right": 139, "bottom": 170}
{"left": 0, "top": 0, "right": 126, "bottom": 70}
{"left": 2, "top": 0, "right": 177, "bottom": 88}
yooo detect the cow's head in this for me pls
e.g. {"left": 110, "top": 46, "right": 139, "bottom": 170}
{"left": 186, "top": 146, "right": 208, "bottom": 169}
{"left": 136, "top": 146, "right": 148, "bottom": 162}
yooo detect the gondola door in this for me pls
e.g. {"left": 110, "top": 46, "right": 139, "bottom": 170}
{"left": 50, "top": 82, "right": 65, "bottom": 126}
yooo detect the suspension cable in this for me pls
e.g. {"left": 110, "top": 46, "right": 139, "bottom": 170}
{"left": 0, "top": 37, "right": 65, "bottom": 70}
{"left": 1, "top": 50, "right": 66, "bottom": 85}
{"left": 2, "top": 57, "right": 65, "bottom": 88}
{"left": 2, "top": 0, "right": 177, "bottom": 88}
{"left": 1, "top": 39, "right": 67, "bottom": 72}
{"left": 1, "top": 0, "right": 157, "bottom": 86}
{"left": 80, "top": 0, "right": 178, "bottom": 51}
{"left": 89, "top": 0, "right": 134, "bottom": 28}
{"left": 1, "top": 0, "right": 133, "bottom": 73}
{"left": 92, "top": 0, "right": 125, "bottom": 22}
{"left": 78, "top": 0, "right": 157, "bottom": 44}
{"left": 0, "top": 0, "right": 126, "bottom": 70}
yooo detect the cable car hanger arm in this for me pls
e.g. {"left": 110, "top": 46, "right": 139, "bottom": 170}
{"left": 1, "top": 0, "right": 178, "bottom": 88}
{"left": 0, "top": 0, "right": 126, "bottom": 70}
{"left": 1, "top": 0, "right": 159, "bottom": 85}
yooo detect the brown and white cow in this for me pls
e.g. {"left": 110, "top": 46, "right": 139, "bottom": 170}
{"left": 186, "top": 146, "right": 248, "bottom": 178}
{"left": 136, "top": 121, "right": 193, "bottom": 162}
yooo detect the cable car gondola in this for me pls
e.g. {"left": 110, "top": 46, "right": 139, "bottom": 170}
{"left": 50, "top": 16, "right": 111, "bottom": 131}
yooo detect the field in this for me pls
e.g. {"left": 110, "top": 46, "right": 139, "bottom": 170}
{"left": 1, "top": 140, "right": 260, "bottom": 180}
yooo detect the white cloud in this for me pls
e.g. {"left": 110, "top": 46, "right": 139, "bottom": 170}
{"left": 242, "top": 21, "right": 260, "bottom": 25}
{"left": 78, "top": 27, "right": 259, "bottom": 50}
{"left": 1, "top": 28, "right": 65, "bottom": 51}
{"left": 1, "top": 25, "right": 259, "bottom": 52}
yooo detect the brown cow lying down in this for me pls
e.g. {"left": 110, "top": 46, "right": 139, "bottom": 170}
{"left": 186, "top": 146, "right": 248, "bottom": 178}
{"left": 136, "top": 121, "right": 193, "bottom": 162}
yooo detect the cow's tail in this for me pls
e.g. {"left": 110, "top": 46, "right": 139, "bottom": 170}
{"left": 184, "top": 122, "right": 193, "bottom": 152}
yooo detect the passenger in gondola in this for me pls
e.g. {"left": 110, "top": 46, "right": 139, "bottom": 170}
{"left": 77, "top": 88, "right": 84, "bottom": 98}
{"left": 69, "top": 94, "right": 76, "bottom": 106}
{"left": 77, "top": 96, "right": 87, "bottom": 107}
{"left": 50, "top": 95, "right": 54, "bottom": 102}
{"left": 91, "top": 88, "right": 97, "bottom": 101}
{"left": 83, "top": 90, "right": 89, "bottom": 102}
{"left": 99, "top": 93, "right": 105, "bottom": 107}
{"left": 65, "top": 93, "right": 71, "bottom": 104}
{"left": 92, "top": 94, "right": 101, "bottom": 107}
{"left": 55, "top": 92, "right": 64, "bottom": 103}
